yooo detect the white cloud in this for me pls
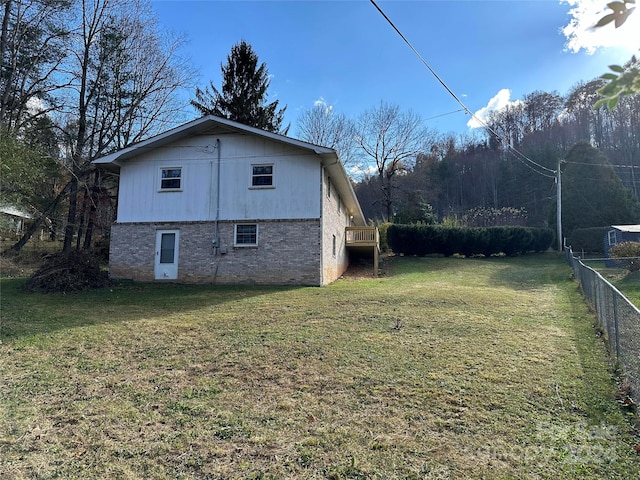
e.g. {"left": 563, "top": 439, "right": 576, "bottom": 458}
{"left": 467, "top": 89, "right": 523, "bottom": 129}
{"left": 26, "top": 96, "right": 45, "bottom": 114}
{"left": 561, "top": 0, "right": 640, "bottom": 54}
{"left": 349, "top": 162, "right": 377, "bottom": 180}
{"left": 313, "top": 97, "right": 334, "bottom": 113}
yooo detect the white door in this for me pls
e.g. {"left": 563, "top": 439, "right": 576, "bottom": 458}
{"left": 155, "top": 230, "right": 179, "bottom": 280}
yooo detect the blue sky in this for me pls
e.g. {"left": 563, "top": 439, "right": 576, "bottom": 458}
{"left": 152, "top": 0, "right": 638, "bottom": 136}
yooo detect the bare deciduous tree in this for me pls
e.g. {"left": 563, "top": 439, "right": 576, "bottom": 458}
{"left": 355, "top": 102, "right": 435, "bottom": 219}
{"left": 296, "top": 101, "right": 357, "bottom": 167}
{"left": 4, "top": 0, "right": 194, "bottom": 253}
{"left": 0, "top": 0, "right": 72, "bottom": 132}
{"left": 57, "top": 0, "right": 194, "bottom": 251}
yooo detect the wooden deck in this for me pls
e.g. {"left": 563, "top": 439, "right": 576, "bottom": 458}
{"left": 345, "top": 226, "right": 380, "bottom": 275}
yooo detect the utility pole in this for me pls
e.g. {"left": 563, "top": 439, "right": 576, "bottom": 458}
{"left": 556, "top": 158, "right": 562, "bottom": 252}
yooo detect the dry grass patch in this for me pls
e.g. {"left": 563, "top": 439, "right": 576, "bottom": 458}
{"left": 1, "top": 254, "right": 638, "bottom": 479}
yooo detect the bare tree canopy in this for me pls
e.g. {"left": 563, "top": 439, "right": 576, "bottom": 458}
{"left": 0, "top": 0, "right": 72, "bottom": 133}
{"left": 296, "top": 101, "right": 357, "bottom": 166}
{"left": 355, "top": 102, "right": 435, "bottom": 219}
{"left": 1, "top": 0, "right": 195, "bottom": 253}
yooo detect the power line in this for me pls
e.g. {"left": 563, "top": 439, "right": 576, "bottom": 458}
{"left": 369, "top": 0, "right": 557, "bottom": 178}
{"left": 564, "top": 160, "right": 639, "bottom": 168}
{"left": 424, "top": 108, "right": 466, "bottom": 121}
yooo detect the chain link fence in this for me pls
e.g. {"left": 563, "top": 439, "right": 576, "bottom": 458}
{"left": 565, "top": 247, "right": 640, "bottom": 406}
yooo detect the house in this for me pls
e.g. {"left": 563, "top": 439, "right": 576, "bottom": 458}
{"left": 93, "top": 115, "right": 378, "bottom": 285}
{"left": 0, "top": 205, "right": 32, "bottom": 238}
{"left": 604, "top": 225, "right": 640, "bottom": 267}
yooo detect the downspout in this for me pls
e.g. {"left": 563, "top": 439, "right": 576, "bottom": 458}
{"left": 213, "top": 138, "right": 221, "bottom": 255}
{"left": 215, "top": 138, "right": 221, "bottom": 238}
{"left": 320, "top": 163, "right": 325, "bottom": 286}
{"left": 211, "top": 138, "right": 221, "bottom": 281}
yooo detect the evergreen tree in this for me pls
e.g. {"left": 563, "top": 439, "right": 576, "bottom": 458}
{"left": 191, "top": 40, "right": 287, "bottom": 134}
{"left": 560, "top": 141, "right": 640, "bottom": 234}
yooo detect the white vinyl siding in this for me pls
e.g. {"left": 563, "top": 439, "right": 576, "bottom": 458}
{"left": 116, "top": 134, "right": 321, "bottom": 223}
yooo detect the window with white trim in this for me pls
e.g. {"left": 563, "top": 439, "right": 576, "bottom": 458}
{"left": 608, "top": 230, "right": 617, "bottom": 246}
{"left": 251, "top": 164, "right": 273, "bottom": 187}
{"left": 160, "top": 167, "right": 182, "bottom": 191}
{"left": 235, "top": 224, "right": 258, "bottom": 246}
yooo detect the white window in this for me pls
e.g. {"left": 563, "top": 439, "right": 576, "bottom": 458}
{"left": 608, "top": 230, "right": 617, "bottom": 246}
{"left": 160, "top": 167, "right": 182, "bottom": 191}
{"left": 251, "top": 164, "right": 273, "bottom": 187}
{"left": 235, "top": 224, "right": 258, "bottom": 246}
{"left": 332, "top": 234, "right": 336, "bottom": 257}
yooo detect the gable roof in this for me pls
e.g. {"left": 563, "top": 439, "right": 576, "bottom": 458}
{"left": 93, "top": 115, "right": 366, "bottom": 225}
{"left": 611, "top": 225, "right": 640, "bottom": 233}
{"left": 0, "top": 205, "right": 33, "bottom": 219}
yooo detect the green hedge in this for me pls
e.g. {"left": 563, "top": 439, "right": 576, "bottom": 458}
{"left": 387, "top": 225, "right": 554, "bottom": 257}
{"left": 567, "top": 227, "right": 608, "bottom": 254}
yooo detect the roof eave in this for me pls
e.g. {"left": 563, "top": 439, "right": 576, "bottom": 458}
{"left": 92, "top": 115, "right": 335, "bottom": 166}
{"left": 321, "top": 153, "right": 366, "bottom": 226}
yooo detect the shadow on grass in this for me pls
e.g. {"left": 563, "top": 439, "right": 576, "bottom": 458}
{"left": 386, "top": 252, "right": 569, "bottom": 290}
{"left": 486, "top": 252, "right": 571, "bottom": 290}
{"left": 382, "top": 254, "right": 463, "bottom": 275}
{"left": 1, "top": 253, "right": 572, "bottom": 343}
{"left": 0, "top": 278, "right": 302, "bottom": 342}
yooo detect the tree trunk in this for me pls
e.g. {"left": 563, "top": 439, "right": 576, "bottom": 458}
{"left": 0, "top": 0, "right": 13, "bottom": 124}
{"left": 62, "top": 176, "right": 79, "bottom": 252}
{"left": 83, "top": 170, "right": 100, "bottom": 249}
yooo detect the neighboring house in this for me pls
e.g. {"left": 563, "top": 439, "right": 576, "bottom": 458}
{"left": 0, "top": 205, "right": 32, "bottom": 237}
{"left": 604, "top": 225, "right": 640, "bottom": 267}
{"left": 93, "top": 115, "right": 378, "bottom": 285}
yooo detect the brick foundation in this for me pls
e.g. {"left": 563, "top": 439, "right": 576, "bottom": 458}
{"left": 109, "top": 219, "right": 323, "bottom": 285}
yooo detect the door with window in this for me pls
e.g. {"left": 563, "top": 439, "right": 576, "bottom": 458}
{"left": 155, "top": 230, "right": 179, "bottom": 280}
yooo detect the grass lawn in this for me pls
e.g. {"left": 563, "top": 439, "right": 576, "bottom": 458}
{"left": 1, "top": 253, "right": 638, "bottom": 479}
{"left": 612, "top": 271, "right": 640, "bottom": 308}
{"left": 577, "top": 259, "right": 640, "bottom": 308}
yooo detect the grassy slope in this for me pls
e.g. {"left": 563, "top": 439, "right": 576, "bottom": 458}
{"left": 613, "top": 271, "right": 640, "bottom": 307}
{"left": 579, "top": 260, "right": 640, "bottom": 308}
{"left": 0, "top": 254, "right": 638, "bottom": 479}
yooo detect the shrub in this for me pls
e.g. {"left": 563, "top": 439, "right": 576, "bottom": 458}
{"left": 461, "top": 207, "right": 528, "bottom": 227}
{"left": 387, "top": 225, "right": 554, "bottom": 257}
{"left": 610, "top": 241, "right": 640, "bottom": 272}
{"left": 568, "top": 227, "right": 608, "bottom": 254}
{"left": 377, "top": 222, "right": 392, "bottom": 252}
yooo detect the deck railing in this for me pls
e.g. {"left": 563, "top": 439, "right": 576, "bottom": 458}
{"left": 345, "top": 226, "right": 379, "bottom": 247}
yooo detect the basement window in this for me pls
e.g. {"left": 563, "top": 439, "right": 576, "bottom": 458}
{"left": 235, "top": 224, "right": 258, "bottom": 246}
